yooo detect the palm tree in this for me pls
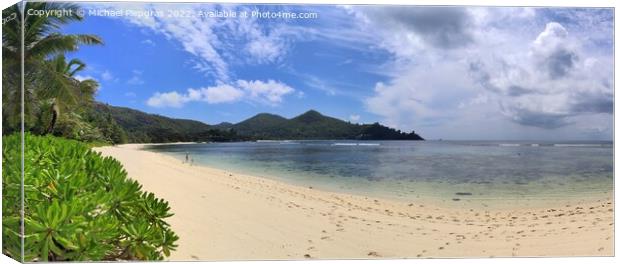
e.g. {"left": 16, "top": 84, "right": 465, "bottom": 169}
{"left": 2, "top": 3, "right": 23, "bottom": 134}
{"left": 42, "top": 55, "right": 99, "bottom": 134}
{"left": 2, "top": 2, "right": 103, "bottom": 133}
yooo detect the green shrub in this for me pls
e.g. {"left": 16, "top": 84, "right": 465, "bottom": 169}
{"left": 2, "top": 133, "right": 22, "bottom": 261}
{"left": 2, "top": 133, "right": 178, "bottom": 261}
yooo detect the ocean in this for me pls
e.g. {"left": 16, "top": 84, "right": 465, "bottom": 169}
{"left": 144, "top": 140, "right": 613, "bottom": 208}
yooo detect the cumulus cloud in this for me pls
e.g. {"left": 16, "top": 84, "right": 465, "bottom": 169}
{"left": 366, "top": 62, "right": 477, "bottom": 130}
{"left": 531, "top": 22, "right": 577, "bottom": 79}
{"left": 236, "top": 79, "right": 295, "bottom": 104}
{"left": 357, "top": 6, "right": 613, "bottom": 139}
{"left": 146, "top": 80, "right": 294, "bottom": 108}
{"left": 146, "top": 91, "right": 186, "bottom": 108}
{"left": 468, "top": 22, "right": 612, "bottom": 130}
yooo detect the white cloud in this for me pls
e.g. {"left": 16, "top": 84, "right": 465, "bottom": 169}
{"left": 189, "top": 85, "right": 244, "bottom": 104}
{"left": 146, "top": 91, "right": 186, "bottom": 108}
{"left": 105, "top": 3, "right": 301, "bottom": 81}
{"left": 234, "top": 19, "right": 296, "bottom": 64}
{"left": 161, "top": 17, "right": 230, "bottom": 80}
{"left": 304, "top": 74, "right": 337, "bottom": 96}
{"left": 141, "top": 39, "right": 155, "bottom": 46}
{"left": 349, "top": 114, "right": 360, "bottom": 122}
{"left": 146, "top": 80, "right": 294, "bottom": 108}
{"left": 356, "top": 7, "right": 612, "bottom": 139}
{"left": 366, "top": 62, "right": 477, "bottom": 130}
{"left": 246, "top": 37, "right": 283, "bottom": 63}
{"left": 469, "top": 22, "right": 613, "bottom": 129}
{"left": 236, "top": 79, "right": 294, "bottom": 105}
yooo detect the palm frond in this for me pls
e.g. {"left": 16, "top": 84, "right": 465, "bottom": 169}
{"left": 37, "top": 61, "right": 79, "bottom": 108}
{"left": 27, "top": 34, "right": 79, "bottom": 59}
{"left": 67, "top": 58, "right": 86, "bottom": 76}
{"left": 73, "top": 34, "right": 104, "bottom": 45}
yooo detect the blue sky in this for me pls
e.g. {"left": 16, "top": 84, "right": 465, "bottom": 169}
{"left": 62, "top": 4, "right": 613, "bottom": 140}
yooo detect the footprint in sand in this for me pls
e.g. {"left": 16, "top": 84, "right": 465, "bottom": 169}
{"left": 367, "top": 251, "right": 381, "bottom": 257}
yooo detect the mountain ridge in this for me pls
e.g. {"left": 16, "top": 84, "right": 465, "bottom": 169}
{"left": 216, "top": 109, "right": 424, "bottom": 141}
{"left": 95, "top": 103, "right": 424, "bottom": 142}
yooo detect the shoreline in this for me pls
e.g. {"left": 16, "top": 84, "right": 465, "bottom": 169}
{"left": 140, "top": 142, "right": 613, "bottom": 211}
{"left": 93, "top": 144, "right": 614, "bottom": 260}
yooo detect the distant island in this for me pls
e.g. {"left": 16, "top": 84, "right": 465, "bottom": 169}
{"left": 93, "top": 103, "right": 424, "bottom": 143}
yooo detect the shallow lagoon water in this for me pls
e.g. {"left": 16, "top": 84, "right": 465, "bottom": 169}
{"left": 145, "top": 140, "right": 613, "bottom": 208}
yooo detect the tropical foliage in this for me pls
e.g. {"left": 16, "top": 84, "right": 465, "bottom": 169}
{"left": 2, "top": 3, "right": 177, "bottom": 261}
{"left": 2, "top": 134, "right": 178, "bottom": 261}
{"left": 92, "top": 103, "right": 243, "bottom": 143}
{"left": 1, "top": 2, "right": 129, "bottom": 144}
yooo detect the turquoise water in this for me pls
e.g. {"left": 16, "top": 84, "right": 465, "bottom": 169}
{"left": 144, "top": 140, "right": 613, "bottom": 208}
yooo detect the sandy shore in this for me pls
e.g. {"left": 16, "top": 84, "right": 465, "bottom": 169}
{"left": 93, "top": 144, "right": 614, "bottom": 260}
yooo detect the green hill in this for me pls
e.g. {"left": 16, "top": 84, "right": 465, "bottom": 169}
{"left": 220, "top": 110, "right": 423, "bottom": 140}
{"left": 230, "top": 113, "right": 291, "bottom": 138}
{"left": 95, "top": 104, "right": 423, "bottom": 142}
{"left": 92, "top": 103, "right": 243, "bottom": 143}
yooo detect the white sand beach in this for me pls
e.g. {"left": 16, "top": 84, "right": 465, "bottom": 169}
{"left": 94, "top": 144, "right": 614, "bottom": 260}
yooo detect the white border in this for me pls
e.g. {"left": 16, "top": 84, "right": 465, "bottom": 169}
{"left": 0, "top": 1, "right": 617, "bottom": 264}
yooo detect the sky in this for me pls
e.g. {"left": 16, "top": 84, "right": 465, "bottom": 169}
{"left": 61, "top": 3, "right": 614, "bottom": 140}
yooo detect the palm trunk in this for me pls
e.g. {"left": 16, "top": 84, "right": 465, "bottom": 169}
{"left": 44, "top": 100, "right": 59, "bottom": 134}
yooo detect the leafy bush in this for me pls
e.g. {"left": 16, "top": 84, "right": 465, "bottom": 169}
{"left": 51, "top": 112, "right": 110, "bottom": 143}
{"left": 2, "top": 134, "right": 22, "bottom": 261}
{"left": 2, "top": 133, "right": 178, "bottom": 261}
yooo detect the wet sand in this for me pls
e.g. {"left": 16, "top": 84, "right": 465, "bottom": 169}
{"left": 94, "top": 144, "right": 614, "bottom": 260}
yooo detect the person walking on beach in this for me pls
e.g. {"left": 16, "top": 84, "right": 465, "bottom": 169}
{"left": 185, "top": 152, "right": 189, "bottom": 164}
